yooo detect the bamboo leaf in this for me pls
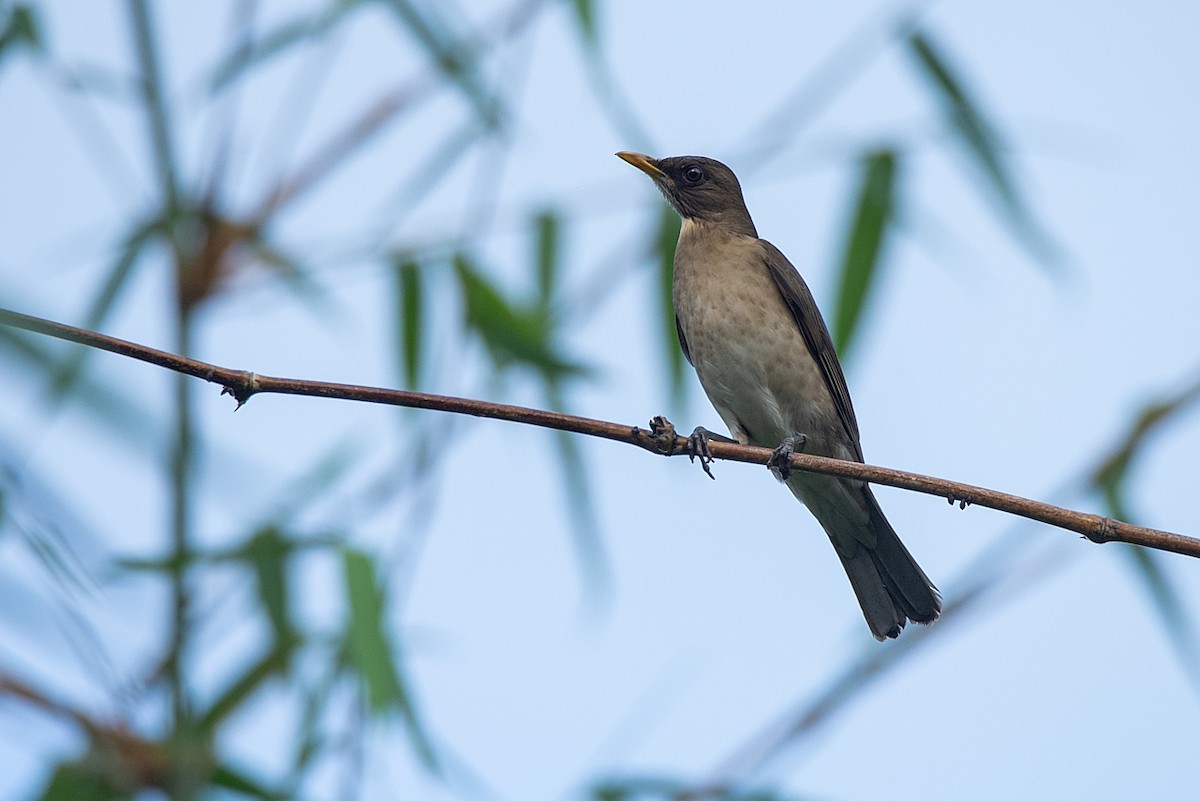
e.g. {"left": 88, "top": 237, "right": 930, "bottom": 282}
{"left": 534, "top": 210, "right": 561, "bottom": 302}
{"left": 208, "top": 3, "right": 354, "bottom": 94}
{"left": 245, "top": 526, "right": 293, "bottom": 644}
{"left": 49, "top": 218, "right": 159, "bottom": 399}
{"left": 1121, "top": 546, "right": 1200, "bottom": 692}
{"left": 208, "top": 763, "right": 282, "bottom": 799}
{"left": 0, "top": 4, "right": 42, "bottom": 62}
{"left": 35, "top": 759, "right": 124, "bottom": 801}
{"left": 393, "top": 257, "right": 423, "bottom": 389}
{"left": 907, "top": 30, "right": 1056, "bottom": 263}
{"left": 570, "top": 0, "right": 598, "bottom": 48}
{"left": 199, "top": 643, "right": 293, "bottom": 733}
{"left": 341, "top": 547, "right": 438, "bottom": 770}
{"left": 544, "top": 384, "right": 610, "bottom": 606}
{"left": 454, "top": 253, "right": 590, "bottom": 380}
{"left": 833, "top": 149, "right": 898, "bottom": 358}
{"left": 1088, "top": 380, "right": 1200, "bottom": 692}
{"left": 379, "top": 0, "right": 503, "bottom": 127}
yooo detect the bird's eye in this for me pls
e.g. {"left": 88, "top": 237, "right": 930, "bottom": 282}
{"left": 683, "top": 166, "right": 705, "bottom": 184}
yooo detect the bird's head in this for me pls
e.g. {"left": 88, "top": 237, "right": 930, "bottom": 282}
{"left": 616, "top": 152, "right": 756, "bottom": 236}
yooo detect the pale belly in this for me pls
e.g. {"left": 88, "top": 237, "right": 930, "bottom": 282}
{"left": 674, "top": 252, "right": 845, "bottom": 458}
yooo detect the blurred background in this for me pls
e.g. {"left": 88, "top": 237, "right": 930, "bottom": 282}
{"left": 2, "top": 1, "right": 1199, "bottom": 799}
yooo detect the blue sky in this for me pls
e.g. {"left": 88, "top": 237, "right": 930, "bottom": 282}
{"left": 2, "top": 1, "right": 1199, "bottom": 799}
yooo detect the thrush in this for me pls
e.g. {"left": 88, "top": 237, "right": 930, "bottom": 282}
{"left": 618, "top": 151, "right": 940, "bottom": 640}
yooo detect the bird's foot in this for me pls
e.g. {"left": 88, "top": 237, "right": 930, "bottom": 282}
{"left": 648, "top": 417, "right": 736, "bottom": 480}
{"left": 685, "top": 426, "right": 737, "bottom": 480}
{"left": 767, "top": 433, "right": 808, "bottom": 481}
{"left": 648, "top": 415, "right": 678, "bottom": 454}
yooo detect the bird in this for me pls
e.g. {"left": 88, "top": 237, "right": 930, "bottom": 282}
{"left": 617, "top": 151, "right": 940, "bottom": 640}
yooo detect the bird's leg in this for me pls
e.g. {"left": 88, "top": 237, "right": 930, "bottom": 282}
{"left": 767, "top": 433, "right": 809, "bottom": 481}
{"left": 687, "top": 426, "right": 737, "bottom": 480}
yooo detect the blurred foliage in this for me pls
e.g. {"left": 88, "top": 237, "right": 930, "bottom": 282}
{"left": 591, "top": 775, "right": 804, "bottom": 801}
{"left": 0, "top": 2, "right": 1195, "bottom": 800}
{"left": 831, "top": 148, "right": 898, "bottom": 358}
{"left": 0, "top": 2, "right": 42, "bottom": 63}
{"left": 905, "top": 29, "right": 1058, "bottom": 265}
{"left": 1089, "top": 373, "right": 1200, "bottom": 690}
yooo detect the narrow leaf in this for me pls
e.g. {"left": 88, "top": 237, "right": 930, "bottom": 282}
{"left": 341, "top": 547, "right": 438, "bottom": 770}
{"left": 545, "top": 385, "right": 610, "bottom": 606}
{"left": 454, "top": 253, "right": 590, "bottom": 379}
{"left": 49, "top": 217, "right": 159, "bottom": 398}
{"left": 199, "top": 643, "right": 292, "bottom": 732}
{"left": 1121, "top": 546, "right": 1200, "bottom": 692}
{"left": 208, "top": 763, "right": 282, "bottom": 799}
{"left": 833, "top": 149, "right": 898, "bottom": 357}
{"left": 245, "top": 526, "right": 293, "bottom": 644}
{"left": 534, "top": 210, "right": 560, "bottom": 302}
{"left": 380, "top": 0, "right": 503, "bottom": 127}
{"left": 208, "top": 4, "right": 352, "bottom": 94}
{"left": 393, "top": 257, "right": 423, "bottom": 389}
{"left": 1088, "top": 380, "right": 1200, "bottom": 693}
{"left": 907, "top": 30, "right": 1056, "bottom": 263}
{"left": 0, "top": 4, "right": 43, "bottom": 61}
{"left": 570, "top": 0, "right": 597, "bottom": 48}
{"left": 35, "top": 759, "right": 122, "bottom": 801}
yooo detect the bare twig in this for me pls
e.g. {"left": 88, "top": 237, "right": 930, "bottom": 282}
{"left": 3, "top": 307, "right": 1197, "bottom": 559}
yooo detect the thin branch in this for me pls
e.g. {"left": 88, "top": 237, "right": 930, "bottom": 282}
{"left": 3, "top": 307, "right": 1197, "bottom": 559}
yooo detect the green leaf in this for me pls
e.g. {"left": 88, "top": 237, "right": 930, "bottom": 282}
{"left": 341, "top": 547, "right": 438, "bottom": 770}
{"left": 652, "top": 205, "right": 685, "bottom": 407}
{"left": 544, "top": 384, "right": 610, "bottom": 606}
{"left": 1088, "top": 380, "right": 1200, "bottom": 693}
{"left": 208, "top": 763, "right": 283, "bottom": 799}
{"left": 570, "top": 0, "right": 598, "bottom": 48}
{"left": 833, "top": 149, "right": 898, "bottom": 358}
{"left": 49, "top": 217, "right": 159, "bottom": 399}
{"left": 245, "top": 526, "right": 293, "bottom": 644}
{"left": 1121, "top": 545, "right": 1200, "bottom": 692}
{"left": 534, "top": 210, "right": 561, "bottom": 302}
{"left": 35, "top": 760, "right": 126, "bottom": 801}
{"left": 199, "top": 643, "right": 293, "bottom": 732}
{"left": 0, "top": 4, "right": 43, "bottom": 61}
{"left": 1090, "top": 378, "right": 1200, "bottom": 521}
{"left": 0, "top": 326, "right": 163, "bottom": 452}
{"left": 454, "top": 253, "right": 590, "bottom": 380}
{"left": 907, "top": 30, "right": 1056, "bottom": 263}
{"left": 379, "top": 0, "right": 503, "bottom": 127}
{"left": 208, "top": 3, "right": 355, "bottom": 94}
{"left": 393, "top": 257, "right": 423, "bottom": 389}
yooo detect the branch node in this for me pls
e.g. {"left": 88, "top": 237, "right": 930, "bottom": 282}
{"left": 1088, "top": 516, "right": 1118, "bottom": 545}
{"left": 221, "top": 371, "right": 260, "bottom": 410}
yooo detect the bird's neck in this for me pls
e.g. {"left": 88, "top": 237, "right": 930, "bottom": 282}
{"left": 678, "top": 216, "right": 758, "bottom": 250}
{"left": 681, "top": 209, "right": 757, "bottom": 240}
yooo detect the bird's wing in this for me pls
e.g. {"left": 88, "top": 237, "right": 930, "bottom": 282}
{"left": 675, "top": 315, "right": 693, "bottom": 365}
{"left": 761, "top": 240, "right": 863, "bottom": 458}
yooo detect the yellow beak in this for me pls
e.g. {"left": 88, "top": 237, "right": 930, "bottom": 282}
{"left": 616, "top": 151, "right": 665, "bottom": 180}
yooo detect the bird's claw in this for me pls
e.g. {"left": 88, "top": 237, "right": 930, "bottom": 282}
{"left": 648, "top": 415, "right": 679, "bottom": 454}
{"left": 687, "top": 426, "right": 718, "bottom": 480}
{"left": 768, "top": 433, "right": 808, "bottom": 481}
{"left": 648, "top": 417, "right": 731, "bottom": 480}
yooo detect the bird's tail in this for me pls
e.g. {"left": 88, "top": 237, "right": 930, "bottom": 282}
{"left": 836, "top": 489, "right": 941, "bottom": 641}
